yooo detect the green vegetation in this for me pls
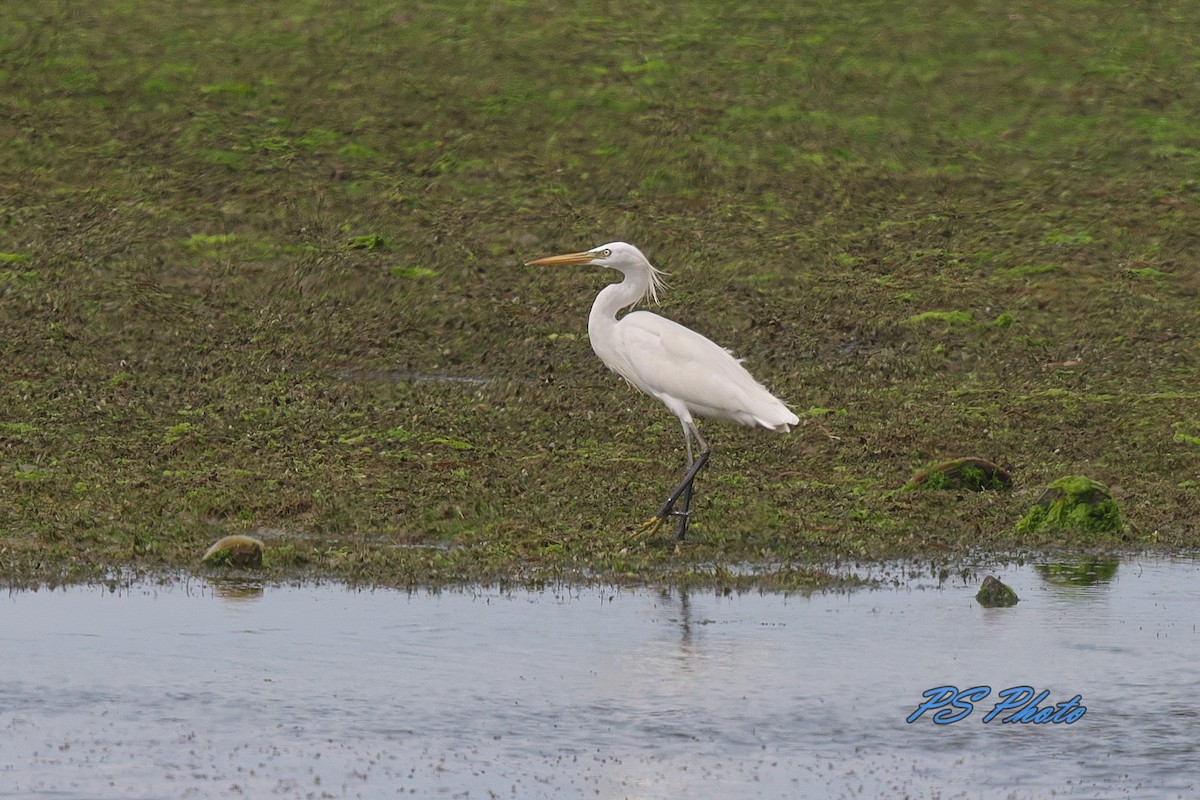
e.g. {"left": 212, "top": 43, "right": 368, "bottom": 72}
{"left": 905, "top": 458, "right": 1012, "bottom": 492}
{"left": 1, "top": 0, "right": 1197, "bottom": 588}
{"left": 1016, "top": 476, "right": 1123, "bottom": 536}
{"left": 905, "top": 310, "right": 974, "bottom": 327}
{"left": 346, "top": 234, "right": 390, "bottom": 250}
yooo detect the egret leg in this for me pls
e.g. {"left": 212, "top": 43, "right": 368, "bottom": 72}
{"left": 658, "top": 422, "right": 709, "bottom": 541}
{"left": 632, "top": 421, "right": 710, "bottom": 542}
{"left": 671, "top": 420, "right": 697, "bottom": 541}
{"left": 675, "top": 481, "right": 695, "bottom": 541}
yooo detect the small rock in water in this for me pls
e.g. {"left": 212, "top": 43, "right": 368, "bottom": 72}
{"left": 203, "top": 535, "right": 265, "bottom": 568}
{"left": 976, "top": 575, "right": 1019, "bottom": 607}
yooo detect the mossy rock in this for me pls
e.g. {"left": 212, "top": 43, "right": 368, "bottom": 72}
{"left": 976, "top": 575, "right": 1019, "bottom": 607}
{"left": 904, "top": 457, "right": 1013, "bottom": 492}
{"left": 202, "top": 535, "right": 265, "bottom": 568}
{"left": 1016, "top": 476, "right": 1122, "bottom": 535}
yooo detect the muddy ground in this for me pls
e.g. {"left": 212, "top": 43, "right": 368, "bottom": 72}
{"left": 2, "top": 1, "right": 1197, "bottom": 588}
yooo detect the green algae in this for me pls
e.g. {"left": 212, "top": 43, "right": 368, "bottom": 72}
{"left": 1017, "top": 477, "right": 1123, "bottom": 536}
{"left": 905, "top": 458, "right": 1013, "bottom": 492}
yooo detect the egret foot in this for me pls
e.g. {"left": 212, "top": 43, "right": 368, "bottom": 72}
{"left": 629, "top": 514, "right": 668, "bottom": 539}
{"left": 629, "top": 507, "right": 692, "bottom": 542}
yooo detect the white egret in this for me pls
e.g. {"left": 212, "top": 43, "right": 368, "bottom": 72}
{"left": 526, "top": 242, "right": 799, "bottom": 541}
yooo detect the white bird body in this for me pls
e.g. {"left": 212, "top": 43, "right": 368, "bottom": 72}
{"left": 590, "top": 307, "right": 797, "bottom": 431}
{"left": 526, "top": 241, "right": 798, "bottom": 540}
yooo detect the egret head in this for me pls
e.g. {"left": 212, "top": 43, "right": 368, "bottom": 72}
{"left": 526, "top": 241, "right": 667, "bottom": 305}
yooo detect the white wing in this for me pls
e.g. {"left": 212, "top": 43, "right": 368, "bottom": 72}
{"left": 602, "top": 310, "right": 799, "bottom": 431}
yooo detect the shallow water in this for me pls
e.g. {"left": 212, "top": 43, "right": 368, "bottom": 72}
{"left": 2, "top": 557, "right": 1198, "bottom": 799}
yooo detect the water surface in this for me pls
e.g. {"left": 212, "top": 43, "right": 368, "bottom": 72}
{"left": 2, "top": 557, "right": 1197, "bottom": 799}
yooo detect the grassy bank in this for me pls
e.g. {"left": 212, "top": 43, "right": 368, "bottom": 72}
{"left": 2, "top": 0, "right": 1197, "bottom": 588}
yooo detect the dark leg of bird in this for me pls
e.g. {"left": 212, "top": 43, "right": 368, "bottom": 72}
{"left": 655, "top": 422, "right": 710, "bottom": 541}
{"left": 675, "top": 481, "right": 695, "bottom": 541}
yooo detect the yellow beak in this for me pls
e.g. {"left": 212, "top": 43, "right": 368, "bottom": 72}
{"left": 525, "top": 250, "right": 597, "bottom": 266}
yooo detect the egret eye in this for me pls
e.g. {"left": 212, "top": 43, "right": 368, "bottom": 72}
{"left": 600, "top": 248, "right": 612, "bottom": 257}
